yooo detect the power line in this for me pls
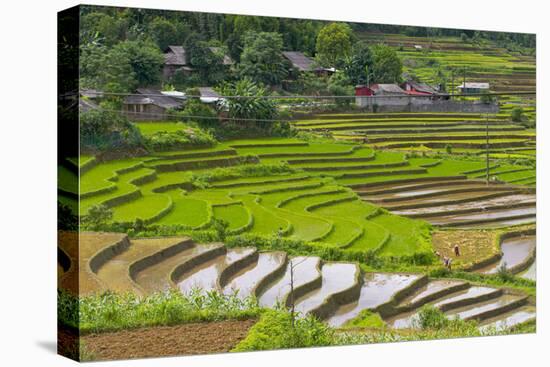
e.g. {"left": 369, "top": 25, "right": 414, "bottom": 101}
{"left": 72, "top": 90, "right": 537, "bottom": 100}
{"left": 97, "top": 108, "right": 293, "bottom": 123}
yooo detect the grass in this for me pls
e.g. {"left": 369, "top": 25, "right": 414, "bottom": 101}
{"left": 213, "top": 204, "right": 251, "bottom": 231}
{"left": 134, "top": 121, "right": 190, "bottom": 136}
{"left": 59, "top": 288, "right": 262, "bottom": 334}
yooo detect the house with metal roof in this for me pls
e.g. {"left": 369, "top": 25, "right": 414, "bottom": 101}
{"left": 123, "top": 88, "right": 185, "bottom": 120}
{"left": 457, "top": 82, "right": 490, "bottom": 94}
{"left": 163, "top": 45, "right": 233, "bottom": 79}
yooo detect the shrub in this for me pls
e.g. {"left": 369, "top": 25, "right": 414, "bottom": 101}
{"left": 80, "top": 109, "right": 143, "bottom": 150}
{"left": 82, "top": 204, "right": 113, "bottom": 230}
{"left": 143, "top": 126, "right": 216, "bottom": 151}
{"left": 177, "top": 99, "right": 219, "bottom": 127}
{"left": 445, "top": 144, "right": 453, "bottom": 154}
{"left": 233, "top": 309, "right": 334, "bottom": 351}
{"left": 511, "top": 107, "right": 525, "bottom": 122}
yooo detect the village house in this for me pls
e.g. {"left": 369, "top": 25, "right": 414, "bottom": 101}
{"left": 198, "top": 87, "right": 223, "bottom": 104}
{"left": 123, "top": 88, "right": 186, "bottom": 121}
{"left": 355, "top": 82, "right": 496, "bottom": 113}
{"left": 457, "top": 82, "right": 490, "bottom": 94}
{"left": 401, "top": 81, "right": 440, "bottom": 96}
{"left": 282, "top": 51, "right": 335, "bottom": 77}
{"left": 163, "top": 45, "right": 234, "bottom": 79}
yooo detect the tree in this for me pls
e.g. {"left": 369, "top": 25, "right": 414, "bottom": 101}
{"left": 109, "top": 40, "right": 165, "bottom": 87}
{"left": 220, "top": 78, "right": 278, "bottom": 125}
{"left": 327, "top": 72, "right": 354, "bottom": 107}
{"left": 343, "top": 41, "right": 373, "bottom": 85}
{"left": 371, "top": 44, "right": 403, "bottom": 83}
{"left": 184, "top": 36, "right": 227, "bottom": 85}
{"left": 238, "top": 32, "right": 288, "bottom": 86}
{"left": 81, "top": 12, "right": 128, "bottom": 46}
{"left": 81, "top": 39, "right": 164, "bottom": 92}
{"left": 315, "top": 23, "right": 353, "bottom": 67}
{"left": 149, "top": 17, "right": 179, "bottom": 50}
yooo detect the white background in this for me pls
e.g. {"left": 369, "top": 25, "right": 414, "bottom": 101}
{"left": 0, "top": 0, "right": 546, "bottom": 365}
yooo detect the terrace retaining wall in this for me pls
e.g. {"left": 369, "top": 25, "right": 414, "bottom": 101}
{"left": 356, "top": 97, "right": 500, "bottom": 114}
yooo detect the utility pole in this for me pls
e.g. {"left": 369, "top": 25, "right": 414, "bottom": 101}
{"left": 450, "top": 69, "right": 454, "bottom": 96}
{"left": 486, "top": 113, "right": 490, "bottom": 185}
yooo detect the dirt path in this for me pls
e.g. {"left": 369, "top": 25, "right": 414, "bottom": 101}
{"left": 80, "top": 319, "right": 257, "bottom": 361}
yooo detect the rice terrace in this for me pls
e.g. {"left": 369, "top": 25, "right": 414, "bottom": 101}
{"left": 58, "top": 5, "right": 536, "bottom": 362}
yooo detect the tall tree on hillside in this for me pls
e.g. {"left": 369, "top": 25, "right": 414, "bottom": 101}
{"left": 149, "top": 17, "right": 181, "bottom": 50}
{"left": 81, "top": 12, "right": 129, "bottom": 46}
{"left": 238, "top": 32, "right": 288, "bottom": 86}
{"left": 110, "top": 40, "right": 165, "bottom": 87}
{"left": 343, "top": 41, "right": 373, "bottom": 85}
{"left": 315, "top": 23, "right": 353, "bottom": 67}
{"left": 371, "top": 44, "right": 403, "bottom": 83}
{"left": 81, "top": 39, "right": 163, "bottom": 92}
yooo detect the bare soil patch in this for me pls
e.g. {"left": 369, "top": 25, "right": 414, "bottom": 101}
{"left": 81, "top": 319, "right": 257, "bottom": 361}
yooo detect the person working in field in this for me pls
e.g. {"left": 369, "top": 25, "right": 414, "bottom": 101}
{"left": 442, "top": 256, "right": 452, "bottom": 271}
{"left": 454, "top": 244, "right": 461, "bottom": 257}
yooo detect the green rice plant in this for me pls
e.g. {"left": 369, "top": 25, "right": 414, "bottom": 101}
{"left": 232, "top": 309, "right": 334, "bottom": 351}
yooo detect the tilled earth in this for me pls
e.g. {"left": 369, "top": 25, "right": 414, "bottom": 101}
{"left": 80, "top": 319, "right": 257, "bottom": 361}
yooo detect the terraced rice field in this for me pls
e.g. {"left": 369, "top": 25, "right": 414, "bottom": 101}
{"left": 293, "top": 112, "right": 535, "bottom": 153}
{"left": 59, "top": 233, "right": 535, "bottom": 330}
{"left": 69, "top": 135, "right": 535, "bottom": 257}
{"left": 357, "top": 32, "right": 535, "bottom": 94}
{"left": 385, "top": 278, "right": 534, "bottom": 331}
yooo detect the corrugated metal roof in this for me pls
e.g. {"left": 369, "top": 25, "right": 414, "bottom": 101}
{"left": 282, "top": 51, "right": 315, "bottom": 72}
{"left": 123, "top": 88, "right": 184, "bottom": 109}
{"left": 371, "top": 84, "right": 407, "bottom": 94}
{"left": 458, "top": 82, "right": 490, "bottom": 89}
{"left": 164, "top": 45, "right": 188, "bottom": 65}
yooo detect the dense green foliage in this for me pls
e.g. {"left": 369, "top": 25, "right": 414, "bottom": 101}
{"left": 143, "top": 126, "right": 217, "bottom": 151}
{"left": 233, "top": 309, "right": 333, "bottom": 351}
{"left": 220, "top": 79, "right": 278, "bottom": 124}
{"left": 371, "top": 44, "right": 403, "bottom": 83}
{"left": 80, "top": 109, "right": 143, "bottom": 150}
{"left": 238, "top": 32, "right": 288, "bottom": 85}
{"left": 315, "top": 23, "right": 353, "bottom": 67}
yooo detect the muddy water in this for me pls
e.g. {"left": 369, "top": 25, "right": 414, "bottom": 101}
{"left": 366, "top": 184, "right": 505, "bottom": 200}
{"left": 432, "top": 286, "right": 499, "bottom": 309}
{"left": 399, "top": 280, "right": 465, "bottom": 306}
{"left": 178, "top": 248, "right": 255, "bottom": 294}
{"left": 446, "top": 294, "right": 524, "bottom": 320}
{"left": 460, "top": 217, "right": 536, "bottom": 229}
{"left": 480, "top": 306, "right": 536, "bottom": 331}
{"left": 134, "top": 244, "right": 223, "bottom": 294}
{"left": 294, "top": 263, "right": 358, "bottom": 315}
{"left": 521, "top": 262, "right": 536, "bottom": 281}
{"left": 393, "top": 194, "right": 535, "bottom": 216}
{"left": 357, "top": 179, "right": 470, "bottom": 194}
{"left": 327, "top": 273, "right": 420, "bottom": 327}
{"left": 482, "top": 235, "right": 536, "bottom": 274}
{"left": 223, "top": 252, "right": 286, "bottom": 299}
{"left": 429, "top": 207, "right": 536, "bottom": 225}
{"left": 258, "top": 257, "right": 321, "bottom": 307}
{"left": 384, "top": 190, "right": 519, "bottom": 208}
